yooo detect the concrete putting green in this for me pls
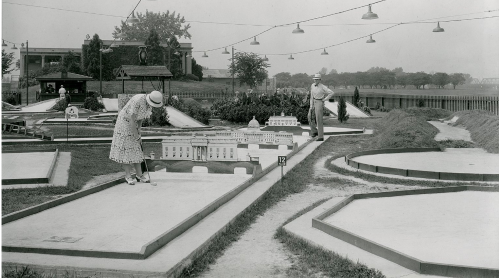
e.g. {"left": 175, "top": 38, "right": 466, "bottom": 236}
{"left": 2, "top": 172, "right": 251, "bottom": 256}
{"left": 2, "top": 152, "right": 58, "bottom": 185}
{"left": 350, "top": 148, "right": 499, "bottom": 175}
{"left": 324, "top": 191, "right": 498, "bottom": 269}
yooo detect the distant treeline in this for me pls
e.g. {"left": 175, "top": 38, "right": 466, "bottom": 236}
{"left": 274, "top": 67, "right": 473, "bottom": 90}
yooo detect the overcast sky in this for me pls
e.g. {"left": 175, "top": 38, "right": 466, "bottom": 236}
{"left": 2, "top": 0, "right": 499, "bottom": 79}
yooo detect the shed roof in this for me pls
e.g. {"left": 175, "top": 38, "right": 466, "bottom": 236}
{"left": 203, "top": 69, "right": 231, "bottom": 78}
{"left": 35, "top": 71, "right": 93, "bottom": 81}
{"left": 116, "top": 65, "right": 173, "bottom": 80}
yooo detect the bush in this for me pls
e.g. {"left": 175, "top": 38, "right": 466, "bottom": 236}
{"left": 183, "top": 99, "right": 211, "bottom": 124}
{"left": 83, "top": 96, "right": 105, "bottom": 111}
{"left": 183, "top": 74, "right": 200, "bottom": 81}
{"left": 337, "top": 97, "right": 349, "bottom": 123}
{"left": 353, "top": 87, "right": 360, "bottom": 108}
{"left": 374, "top": 102, "right": 381, "bottom": 110}
{"left": 143, "top": 106, "right": 169, "bottom": 127}
{"left": 211, "top": 93, "right": 310, "bottom": 125}
{"left": 362, "top": 106, "right": 372, "bottom": 115}
{"left": 2, "top": 94, "right": 18, "bottom": 105}
{"left": 417, "top": 99, "right": 425, "bottom": 107}
{"left": 51, "top": 98, "right": 68, "bottom": 111}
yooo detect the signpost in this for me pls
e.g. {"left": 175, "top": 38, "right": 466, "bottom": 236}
{"left": 278, "top": 156, "right": 287, "bottom": 184}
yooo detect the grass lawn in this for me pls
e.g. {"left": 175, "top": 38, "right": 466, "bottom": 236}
{"left": 333, "top": 85, "right": 499, "bottom": 96}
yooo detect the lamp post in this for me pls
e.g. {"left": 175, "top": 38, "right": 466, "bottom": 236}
{"left": 164, "top": 37, "right": 179, "bottom": 105}
{"left": 21, "top": 41, "right": 29, "bottom": 105}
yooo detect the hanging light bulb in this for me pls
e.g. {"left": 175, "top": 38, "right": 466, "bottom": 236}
{"left": 433, "top": 22, "right": 445, "bottom": 32}
{"left": 362, "top": 4, "right": 378, "bottom": 19}
{"left": 127, "top": 11, "right": 140, "bottom": 24}
{"left": 321, "top": 48, "right": 329, "bottom": 55}
{"left": 202, "top": 52, "right": 208, "bottom": 58}
{"left": 2, "top": 40, "right": 7, "bottom": 47}
{"left": 12, "top": 44, "right": 18, "bottom": 50}
{"left": 288, "top": 54, "right": 294, "bottom": 60}
{"left": 366, "top": 35, "right": 376, "bottom": 43}
{"left": 250, "top": 37, "right": 260, "bottom": 45}
{"left": 222, "top": 47, "right": 230, "bottom": 54}
{"left": 263, "top": 55, "right": 269, "bottom": 61}
{"left": 292, "top": 23, "right": 304, "bottom": 34}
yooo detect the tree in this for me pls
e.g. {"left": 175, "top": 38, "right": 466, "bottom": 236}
{"left": 144, "top": 29, "right": 163, "bottom": 66}
{"left": 353, "top": 87, "right": 360, "bottom": 108}
{"left": 274, "top": 72, "right": 292, "bottom": 88}
{"left": 431, "top": 72, "right": 449, "bottom": 88}
{"left": 229, "top": 52, "right": 269, "bottom": 88}
{"left": 396, "top": 74, "right": 408, "bottom": 88}
{"left": 62, "top": 51, "right": 82, "bottom": 74}
{"left": 191, "top": 58, "right": 203, "bottom": 81}
{"left": 450, "top": 73, "right": 466, "bottom": 89}
{"left": 408, "top": 72, "right": 431, "bottom": 89}
{"left": 319, "top": 67, "right": 327, "bottom": 75}
{"left": 84, "top": 34, "right": 103, "bottom": 79}
{"left": 337, "top": 97, "right": 349, "bottom": 123}
{"left": 113, "top": 10, "right": 191, "bottom": 42}
{"left": 2, "top": 49, "right": 16, "bottom": 76}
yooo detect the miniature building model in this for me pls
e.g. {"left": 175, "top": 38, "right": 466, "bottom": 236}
{"left": 162, "top": 135, "right": 238, "bottom": 161}
{"left": 265, "top": 111, "right": 301, "bottom": 127}
{"left": 215, "top": 116, "right": 294, "bottom": 145}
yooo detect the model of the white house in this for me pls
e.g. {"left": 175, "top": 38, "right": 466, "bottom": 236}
{"left": 265, "top": 112, "right": 301, "bottom": 127}
{"left": 162, "top": 134, "right": 238, "bottom": 161}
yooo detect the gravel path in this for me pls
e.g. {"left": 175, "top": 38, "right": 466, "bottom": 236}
{"left": 428, "top": 121, "right": 472, "bottom": 141}
{"left": 199, "top": 155, "right": 425, "bottom": 278}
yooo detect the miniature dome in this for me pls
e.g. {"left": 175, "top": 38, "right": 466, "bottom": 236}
{"left": 248, "top": 116, "right": 260, "bottom": 130}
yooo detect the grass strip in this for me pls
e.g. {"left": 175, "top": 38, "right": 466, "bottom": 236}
{"left": 449, "top": 110, "right": 499, "bottom": 153}
{"left": 179, "top": 137, "right": 348, "bottom": 277}
{"left": 274, "top": 199, "right": 385, "bottom": 278}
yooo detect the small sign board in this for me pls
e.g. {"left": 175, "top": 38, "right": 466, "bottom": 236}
{"left": 65, "top": 105, "right": 79, "bottom": 119}
{"left": 278, "top": 156, "right": 287, "bottom": 166}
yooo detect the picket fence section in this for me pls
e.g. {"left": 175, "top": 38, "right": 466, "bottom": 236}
{"left": 332, "top": 93, "right": 499, "bottom": 115}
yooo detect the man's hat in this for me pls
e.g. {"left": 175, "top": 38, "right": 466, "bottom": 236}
{"left": 146, "top": 90, "right": 164, "bottom": 108}
{"left": 313, "top": 73, "right": 321, "bottom": 80}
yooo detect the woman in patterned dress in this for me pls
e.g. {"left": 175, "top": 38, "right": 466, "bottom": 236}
{"left": 109, "top": 91, "right": 163, "bottom": 185}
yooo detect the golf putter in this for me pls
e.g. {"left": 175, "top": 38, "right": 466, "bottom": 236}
{"left": 140, "top": 140, "right": 157, "bottom": 186}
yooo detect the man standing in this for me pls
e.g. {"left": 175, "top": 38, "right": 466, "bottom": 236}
{"left": 309, "top": 74, "right": 334, "bottom": 141}
{"left": 58, "top": 85, "right": 66, "bottom": 100}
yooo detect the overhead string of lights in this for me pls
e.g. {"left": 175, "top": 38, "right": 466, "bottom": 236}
{"left": 3, "top": 1, "right": 497, "bottom": 60}
{"left": 198, "top": 9, "right": 497, "bottom": 60}
{"left": 196, "top": 3, "right": 497, "bottom": 60}
{"left": 196, "top": 0, "right": 387, "bottom": 58}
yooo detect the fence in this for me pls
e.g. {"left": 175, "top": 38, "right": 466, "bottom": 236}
{"left": 332, "top": 93, "right": 499, "bottom": 115}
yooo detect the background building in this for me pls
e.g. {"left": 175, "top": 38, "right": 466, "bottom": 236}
{"left": 18, "top": 40, "right": 193, "bottom": 77}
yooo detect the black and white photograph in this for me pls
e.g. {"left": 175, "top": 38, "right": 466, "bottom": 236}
{"left": 1, "top": 0, "right": 498, "bottom": 277}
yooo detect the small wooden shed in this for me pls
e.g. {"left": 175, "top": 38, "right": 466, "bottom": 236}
{"left": 115, "top": 65, "right": 173, "bottom": 98}
{"left": 36, "top": 71, "right": 93, "bottom": 102}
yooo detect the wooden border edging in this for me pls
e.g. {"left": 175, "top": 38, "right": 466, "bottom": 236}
{"left": 2, "top": 178, "right": 123, "bottom": 225}
{"left": 345, "top": 148, "right": 499, "bottom": 182}
{"left": 312, "top": 186, "right": 499, "bottom": 278}
{"left": 45, "top": 149, "right": 59, "bottom": 181}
